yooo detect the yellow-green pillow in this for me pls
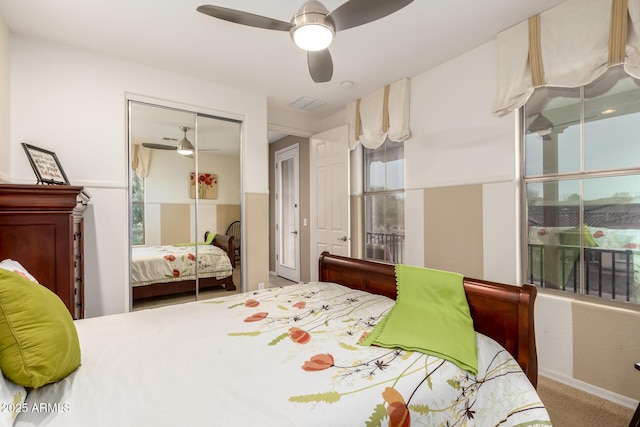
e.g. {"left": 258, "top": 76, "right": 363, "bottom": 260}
{"left": 0, "top": 269, "right": 81, "bottom": 388}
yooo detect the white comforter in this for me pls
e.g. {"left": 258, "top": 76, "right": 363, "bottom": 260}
{"left": 15, "top": 283, "right": 550, "bottom": 426}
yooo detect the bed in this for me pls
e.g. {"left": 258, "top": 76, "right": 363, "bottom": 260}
{"left": 10, "top": 252, "right": 548, "bottom": 426}
{"left": 130, "top": 232, "right": 236, "bottom": 300}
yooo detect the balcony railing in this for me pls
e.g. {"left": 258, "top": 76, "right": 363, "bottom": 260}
{"left": 365, "top": 232, "right": 405, "bottom": 264}
{"left": 528, "top": 244, "right": 636, "bottom": 302}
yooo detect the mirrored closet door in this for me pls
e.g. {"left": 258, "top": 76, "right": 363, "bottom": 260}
{"left": 128, "top": 101, "right": 241, "bottom": 310}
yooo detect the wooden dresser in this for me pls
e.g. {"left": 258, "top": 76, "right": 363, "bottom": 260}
{"left": 0, "top": 184, "right": 90, "bottom": 319}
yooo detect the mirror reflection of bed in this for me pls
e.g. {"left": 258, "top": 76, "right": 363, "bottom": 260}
{"left": 128, "top": 102, "right": 241, "bottom": 310}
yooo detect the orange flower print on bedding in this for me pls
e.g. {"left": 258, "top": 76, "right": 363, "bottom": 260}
{"left": 292, "top": 301, "right": 306, "bottom": 309}
{"left": 245, "top": 299, "right": 260, "bottom": 308}
{"left": 302, "top": 354, "right": 334, "bottom": 371}
{"left": 382, "top": 387, "right": 410, "bottom": 427}
{"left": 289, "top": 327, "right": 311, "bottom": 344}
{"left": 187, "top": 253, "right": 196, "bottom": 261}
{"left": 172, "top": 269, "right": 180, "bottom": 278}
{"left": 164, "top": 255, "right": 176, "bottom": 262}
{"left": 244, "top": 312, "right": 268, "bottom": 322}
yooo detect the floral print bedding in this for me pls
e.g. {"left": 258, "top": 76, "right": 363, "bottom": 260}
{"left": 17, "top": 282, "right": 550, "bottom": 427}
{"left": 130, "top": 244, "right": 233, "bottom": 287}
{"left": 214, "top": 282, "right": 550, "bottom": 426}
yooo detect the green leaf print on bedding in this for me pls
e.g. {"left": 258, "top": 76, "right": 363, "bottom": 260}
{"left": 289, "top": 391, "right": 341, "bottom": 404}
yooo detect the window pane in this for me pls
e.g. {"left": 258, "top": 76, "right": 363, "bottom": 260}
{"left": 583, "top": 175, "right": 640, "bottom": 303}
{"left": 584, "top": 68, "right": 640, "bottom": 171}
{"left": 385, "top": 139, "right": 404, "bottom": 190}
{"left": 364, "top": 139, "right": 404, "bottom": 191}
{"left": 527, "top": 180, "right": 580, "bottom": 291}
{"left": 364, "top": 149, "right": 384, "bottom": 191}
{"left": 132, "top": 174, "right": 144, "bottom": 202}
{"left": 364, "top": 192, "right": 405, "bottom": 263}
{"left": 280, "top": 157, "right": 296, "bottom": 268}
{"left": 131, "top": 174, "right": 144, "bottom": 245}
{"left": 524, "top": 86, "right": 580, "bottom": 176}
{"left": 132, "top": 203, "right": 144, "bottom": 245}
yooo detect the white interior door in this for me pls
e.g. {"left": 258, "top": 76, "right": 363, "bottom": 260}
{"left": 275, "top": 145, "right": 300, "bottom": 282}
{"left": 310, "top": 125, "right": 350, "bottom": 281}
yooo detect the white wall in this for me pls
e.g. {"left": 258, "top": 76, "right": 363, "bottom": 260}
{"left": 145, "top": 150, "right": 240, "bottom": 204}
{"left": 407, "top": 40, "right": 519, "bottom": 284}
{"left": 143, "top": 149, "right": 240, "bottom": 245}
{"left": 0, "top": 16, "right": 9, "bottom": 182}
{"left": 8, "top": 35, "right": 268, "bottom": 317}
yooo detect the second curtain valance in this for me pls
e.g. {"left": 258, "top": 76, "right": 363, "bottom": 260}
{"left": 346, "top": 77, "right": 411, "bottom": 150}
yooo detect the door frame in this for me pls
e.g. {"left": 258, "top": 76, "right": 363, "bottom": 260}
{"left": 274, "top": 144, "right": 300, "bottom": 282}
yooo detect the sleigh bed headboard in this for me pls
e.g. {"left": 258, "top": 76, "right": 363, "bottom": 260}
{"left": 318, "top": 252, "right": 539, "bottom": 387}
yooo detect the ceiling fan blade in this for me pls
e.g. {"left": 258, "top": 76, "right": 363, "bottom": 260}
{"left": 142, "top": 143, "right": 176, "bottom": 150}
{"left": 308, "top": 50, "right": 333, "bottom": 83}
{"left": 197, "top": 5, "right": 292, "bottom": 31}
{"left": 328, "top": 0, "right": 414, "bottom": 32}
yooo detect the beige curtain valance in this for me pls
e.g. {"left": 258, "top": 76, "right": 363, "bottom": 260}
{"left": 346, "top": 77, "right": 411, "bottom": 150}
{"left": 493, "top": 0, "right": 640, "bottom": 116}
{"left": 131, "top": 144, "right": 151, "bottom": 177}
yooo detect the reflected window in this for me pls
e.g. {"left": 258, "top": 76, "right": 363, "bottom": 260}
{"left": 131, "top": 174, "right": 145, "bottom": 245}
{"left": 364, "top": 138, "right": 405, "bottom": 264}
{"left": 523, "top": 66, "right": 640, "bottom": 304}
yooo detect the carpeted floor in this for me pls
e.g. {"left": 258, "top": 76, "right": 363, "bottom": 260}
{"left": 537, "top": 375, "right": 635, "bottom": 426}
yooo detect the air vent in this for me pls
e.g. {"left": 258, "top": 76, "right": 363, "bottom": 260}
{"left": 288, "top": 97, "right": 326, "bottom": 112}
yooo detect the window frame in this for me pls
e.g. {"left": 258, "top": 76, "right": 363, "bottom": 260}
{"left": 363, "top": 138, "right": 405, "bottom": 264}
{"left": 520, "top": 68, "right": 640, "bottom": 305}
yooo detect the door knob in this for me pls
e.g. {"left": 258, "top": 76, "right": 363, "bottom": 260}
{"left": 291, "top": 230, "right": 298, "bottom": 235}
{"left": 337, "top": 236, "right": 347, "bottom": 241}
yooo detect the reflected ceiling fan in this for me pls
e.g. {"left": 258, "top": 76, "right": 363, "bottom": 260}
{"left": 196, "top": 0, "right": 414, "bottom": 83}
{"left": 142, "top": 126, "right": 220, "bottom": 156}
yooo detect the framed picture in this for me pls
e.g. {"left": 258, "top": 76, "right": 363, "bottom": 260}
{"left": 21, "top": 143, "right": 70, "bottom": 185}
{"left": 190, "top": 172, "right": 217, "bottom": 199}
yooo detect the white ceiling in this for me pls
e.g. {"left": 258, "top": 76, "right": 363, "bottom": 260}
{"left": 0, "top": 0, "right": 565, "bottom": 122}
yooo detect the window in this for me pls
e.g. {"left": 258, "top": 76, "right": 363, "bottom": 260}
{"left": 131, "top": 174, "right": 145, "bottom": 245}
{"left": 523, "top": 66, "right": 640, "bottom": 304}
{"left": 364, "top": 138, "right": 405, "bottom": 263}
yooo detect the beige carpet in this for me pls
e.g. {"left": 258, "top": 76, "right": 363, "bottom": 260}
{"left": 538, "top": 375, "right": 635, "bottom": 427}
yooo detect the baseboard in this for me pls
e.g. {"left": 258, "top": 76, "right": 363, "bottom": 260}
{"left": 539, "top": 368, "right": 638, "bottom": 409}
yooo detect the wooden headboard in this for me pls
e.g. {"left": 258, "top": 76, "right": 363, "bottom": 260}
{"left": 318, "top": 252, "right": 539, "bottom": 388}
{"left": 205, "top": 232, "right": 236, "bottom": 269}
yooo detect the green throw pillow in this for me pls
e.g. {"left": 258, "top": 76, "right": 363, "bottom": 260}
{"left": 0, "top": 269, "right": 81, "bottom": 388}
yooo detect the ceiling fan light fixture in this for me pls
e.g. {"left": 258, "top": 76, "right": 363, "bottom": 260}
{"left": 176, "top": 126, "right": 194, "bottom": 156}
{"left": 290, "top": 1, "right": 334, "bottom": 51}
{"left": 291, "top": 23, "right": 334, "bottom": 51}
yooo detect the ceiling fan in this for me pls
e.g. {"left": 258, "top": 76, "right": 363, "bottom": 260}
{"left": 196, "top": 0, "right": 414, "bottom": 83}
{"left": 142, "top": 126, "right": 220, "bottom": 155}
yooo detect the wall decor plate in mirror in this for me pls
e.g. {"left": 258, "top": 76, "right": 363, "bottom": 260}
{"left": 21, "top": 143, "right": 70, "bottom": 185}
